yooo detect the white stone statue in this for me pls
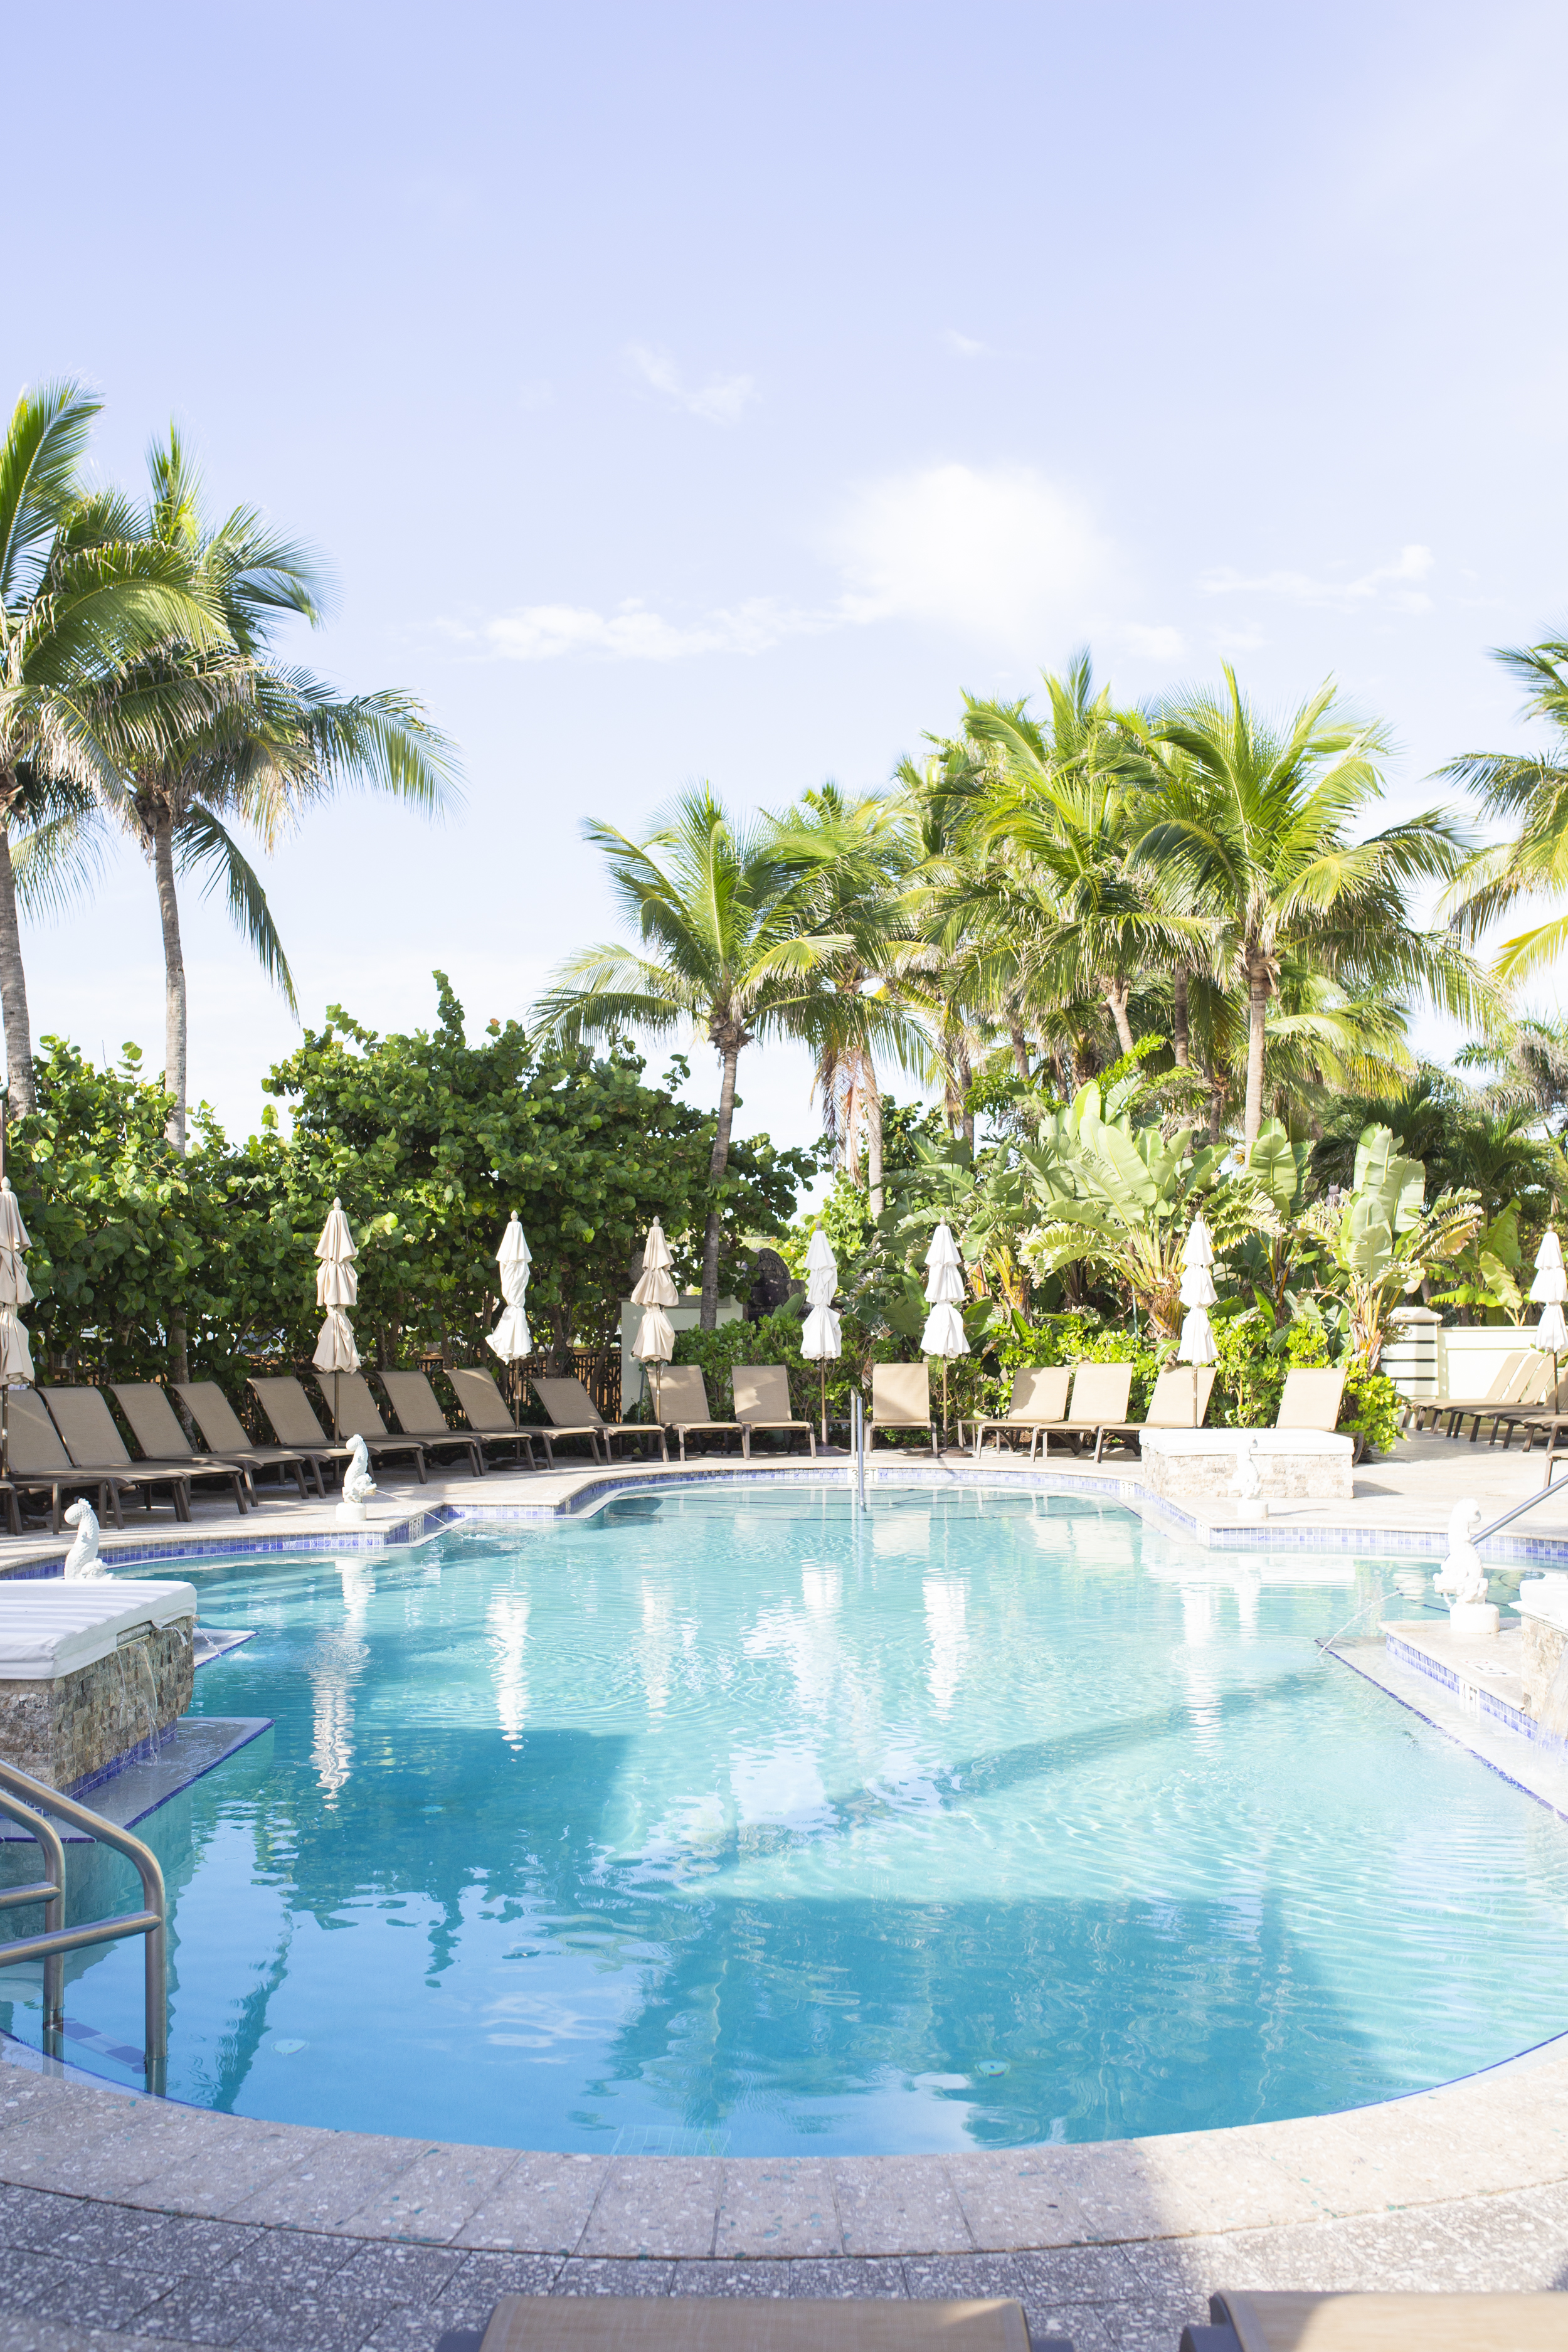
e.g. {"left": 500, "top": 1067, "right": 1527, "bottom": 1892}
{"left": 62, "top": 1497, "right": 103, "bottom": 1577}
{"left": 1231, "top": 1434, "right": 1268, "bottom": 1522}
{"left": 335, "top": 1431, "right": 377, "bottom": 1525}
{"left": 1434, "top": 1496, "right": 1498, "bottom": 1633}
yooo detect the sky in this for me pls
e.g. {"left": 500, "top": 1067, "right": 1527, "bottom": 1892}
{"left": 6, "top": 0, "right": 1568, "bottom": 1173}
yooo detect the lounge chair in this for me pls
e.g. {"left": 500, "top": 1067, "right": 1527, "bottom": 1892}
{"left": 533, "top": 1375, "right": 667, "bottom": 1467}
{"left": 112, "top": 1382, "right": 283, "bottom": 1514}
{"left": 250, "top": 1376, "right": 423, "bottom": 1485}
{"left": 173, "top": 1381, "right": 324, "bottom": 1496}
{"left": 445, "top": 1366, "right": 541, "bottom": 1468}
{"left": 314, "top": 1372, "right": 438, "bottom": 1480}
{"left": 965, "top": 1366, "right": 1071, "bottom": 1460}
{"left": 3, "top": 1389, "right": 128, "bottom": 1533}
{"left": 869, "top": 1362, "right": 939, "bottom": 1455}
{"left": 1057, "top": 1362, "right": 1136, "bottom": 1461}
{"left": 1193, "top": 2287, "right": 1563, "bottom": 2351}
{"left": 375, "top": 1370, "right": 489, "bottom": 1478}
{"left": 654, "top": 1365, "right": 744, "bottom": 1461}
{"left": 1412, "top": 1348, "right": 1532, "bottom": 1436}
{"left": 733, "top": 1365, "right": 816, "bottom": 1456}
{"left": 1458, "top": 1352, "right": 1550, "bottom": 1444}
{"left": 1093, "top": 1364, "right": 1216, "bottom": 1458}
{"left": 38, "top": 1386, "right": 202, "bottom": 1522}
{"left": 1274, "top": 1367, "right": 1345, "bottom": 1431}
{"left": 467, "top": 2292, "right": 1041, "bottom": 2352}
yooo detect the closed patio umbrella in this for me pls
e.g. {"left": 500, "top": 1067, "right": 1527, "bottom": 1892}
{"left": 921, "top": 1221, "right": 968, "bottom": 1444}
{"left": 312, "top": 1197, "right": 361, "bottom": 1438}
{"left": 0, "top": 1164, "right": 34, "bottom": 1482}
{"left": 1177, "top": 1213, "right": 1218, "bottom": 1367}
{"left": 801, "top": 1227, "right": 842, "bottom": 1444}
{"left": 1530, "top": 1228, "right": 1567, "bottom": 1372}
{"left": 630, "top": 1217, "right": 678, "bottom": 1419}
{"left": 487, "top": 1212, "right": 533, "bottom": 1423}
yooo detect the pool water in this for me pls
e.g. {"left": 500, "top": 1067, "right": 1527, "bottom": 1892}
{"left": 5, "top": 1485, "right": 1568, "bottom": 2154}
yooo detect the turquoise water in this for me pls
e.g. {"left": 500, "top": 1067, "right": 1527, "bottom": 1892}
{"left": 5, "top": 1485, "right": 1568, "bottom": 2153}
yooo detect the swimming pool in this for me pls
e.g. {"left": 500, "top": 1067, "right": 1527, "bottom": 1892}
{"left": 4, "top": 1484, "right": 1567, "bottom": 2154}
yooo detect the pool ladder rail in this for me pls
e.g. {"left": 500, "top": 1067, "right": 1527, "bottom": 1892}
{"left": 0, "top": 1756, "right": 167, "bottom": 2095}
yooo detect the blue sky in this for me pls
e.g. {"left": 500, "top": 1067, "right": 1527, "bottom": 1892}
{"left": 8, "top": 0, "right": 1567, "bottom": 1165}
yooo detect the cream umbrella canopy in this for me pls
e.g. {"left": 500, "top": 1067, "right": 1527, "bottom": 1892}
{"left": 1177, "top": 1214, "right": 1218, "bottom": 1367}
{"left": 312, "top": 1197, "right": 361, "bottom": 1438}
{"left": 921, "top": 1221, "right": 968, "bottom": 1443}
{"left": 801, "top": 1227, "right": 842, "bottom": 1446}
{"left": 630, "top": 1217, "right": 678, "bottom": 1420}
{"left": 1530, "top": 1229, "right": 1567, "bottom": 1375}
{"left": 0, "top": 1168, "right": 34, "bottom": 1483}
{"left": 487, "top": 1213, "right": 533, "bottom": 1424}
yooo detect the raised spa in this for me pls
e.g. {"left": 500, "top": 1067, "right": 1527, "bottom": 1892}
{"left": 3, "top": 1485, "right": 1566, "bottom": 2155}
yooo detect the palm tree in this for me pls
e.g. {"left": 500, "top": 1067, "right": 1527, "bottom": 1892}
{"left": 1136, "top": 669, "right": 1486, "bottom": 1148}
{"left": 36, "top": 428, "right": 458, "bottom": 1150}
{"left": 1443, "top": 635, "right": 1568, "bottom": 983}
{"left": 0, "top": 383, "right": 226, "bottom": 1109}
{"left": 532, "top": 788, "right": 846, "bottom": 1327}
{"left": 768, "top": 783, "right": 924, "bottom": 1215}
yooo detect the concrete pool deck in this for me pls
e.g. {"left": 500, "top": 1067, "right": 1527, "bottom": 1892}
{"left": 3, "top": 1426, "right": 1567, "bottom": 2346}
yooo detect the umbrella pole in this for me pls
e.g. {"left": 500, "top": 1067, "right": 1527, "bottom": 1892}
{"left": 820, "top": 1361, "right": 826, "bottom": 1448}
{"left": 333, "top": 1368, "right": 341, "bottom": 1440}
{"left": 942, "top": 1360, "right": 949, "bottom": 1451}
{"left": 2, "top": 1384, "right": 8, "bottom": 1483}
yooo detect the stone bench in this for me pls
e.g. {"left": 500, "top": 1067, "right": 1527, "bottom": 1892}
{"left": 0, "top": 1579, "right": 198, "bottom": 1789}
{"left": 1139, "top": 1428, "right": 1354, "bottom": 1505}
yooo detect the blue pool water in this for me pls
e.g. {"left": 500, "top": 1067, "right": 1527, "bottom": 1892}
{"left": 5, "top": 1485, "right": 1568, "bottom": 2154}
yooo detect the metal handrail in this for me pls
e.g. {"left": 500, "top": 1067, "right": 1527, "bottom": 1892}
{"left": 0, "top": 1757, "right": 167, "bottom": 2093}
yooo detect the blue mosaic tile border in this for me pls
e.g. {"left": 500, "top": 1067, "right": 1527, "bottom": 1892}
{"left": 1383, "top": 1630, "right": 1568, "bottom": 1762}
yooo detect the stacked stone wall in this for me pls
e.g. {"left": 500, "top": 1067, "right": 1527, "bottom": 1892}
{"left": 0, "top": 1620, "right": 194, "bottom": 1788}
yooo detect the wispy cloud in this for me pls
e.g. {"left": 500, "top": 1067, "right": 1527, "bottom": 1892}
{"left": 1199, "top": 543, "right": 1435, "bottom": 613}
{"left": 472, "top": 463, "right": 1111, "bottom": 664}
{"left": 944, "top": 329, "right": 989, "bottom": 359}
{"left": 1119, "top": 623, "right": 1184, "bottom": 662}
{"left": 625, "top": 344, "right": 757, "bottom": 425}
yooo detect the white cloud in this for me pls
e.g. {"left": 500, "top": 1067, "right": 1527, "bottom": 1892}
{"left": 1199, "top": 543, "right": 1435, "bottom": 613}
{"left": 827, "top": 463, "right": 1110, "bottom": 648}
{"left": 625, "top": 344, "right": 757, "bottom": 425}
{"left": 474, "top": 463, "right": 1110, "bottom": 664}
{"left": 1120, "top": 623, "right": 1185, "bottom": 662}
{"left": 944, "top": 329, "right": 989, "bottom": 359}
{"left": 483, "top": 598, "right": 816, "bottom": 663}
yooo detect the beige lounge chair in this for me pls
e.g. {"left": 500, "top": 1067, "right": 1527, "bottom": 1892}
{"left": 1203, "top": 2287, "right": 1563, "bottom": 2351}
{"left": 533, "top": 1375, "right": 667, "bottom": 1468}
{"left": 733, "top": 1365, "right": 816, "bottom": 1456}
{"left": 1274, "top": 1367, "right": 1345, "bottom": 1431}
{"left": 1092, "top": 1365, "right": 1216, "bottom": 1458}
{"left": 1057, "top": 1362, "right": 1135, "bottom": 1461}
{"left": 1413, "top": 1348, "right": 1532, "bottom": 1436}
{"left": 445, "top": 1366, "right": 541, "bottom": 1469}
{"left": 0, "top": 1387, "right": 105, "bottom": 1532}
{"left": 471, "top": 2293, "right": 1034, "bottom": 2352}
{"left": 869, "top": 1362, "right": 938, "bottom": 1455}
{"left": 109, "top": 1382, "right": 260, "bottom": 1514}
{"left": 173, "top": 1381, "right": 324, "bottom": 1496}
{"left": 250, "top": 1376, "right": 404, "bottom": 1485}
{"left": 654, "top": 1365, "right": 744, "bottom": 1461}
{"left": 312, "top": 1371, "right": 437, "bottom": 1480}
{"left": 42, "top": 1384, "right": 220, "bottom": 1520}
{"left": 374, "top": 1370, "right": 489, "bottom": 1478}
{"left": 1458, "top": 1351, "right": 1550, "bottom": 1444}
{"left": 965, "top": 1367, "right": 1071, "bottom": 1460}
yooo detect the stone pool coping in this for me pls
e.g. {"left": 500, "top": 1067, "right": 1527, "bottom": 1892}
{"left": 4, "top": 1451, "right": 1568, "bottom": 2279}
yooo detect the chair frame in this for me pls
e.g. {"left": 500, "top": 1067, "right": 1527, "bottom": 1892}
{"left": 868, "top": 1364, "right": 939, "bottom": 1457}
{"left": 374, "top": 1370, "right": 489, "bottom": 1478}
{"left": 732, "top": 1367, "right": 817, "bottom": 1458}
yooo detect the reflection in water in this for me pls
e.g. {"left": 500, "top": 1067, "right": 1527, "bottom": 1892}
{"left": 309, "top": 1559, "right": 373, "bottom": 1799}
{"left": 487, "top": 1594, "right": 531, "bottom": 1745}
{"left": 923, "top": 1577, "right": 967, "bottom": 1718}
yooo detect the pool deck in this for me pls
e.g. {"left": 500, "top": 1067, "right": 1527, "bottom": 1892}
{"left": 4, "top": 1426, "right": 1568, "bottom": 2347}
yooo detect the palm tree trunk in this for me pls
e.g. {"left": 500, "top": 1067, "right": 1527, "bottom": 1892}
{"left": 1008, "top": 1015, "right": 1030, "bottom": 1081}
{"left": 1244, "top": 950, "right": 1269, "bottom": 1148}
{"left": 864, "top": 1057, "right": 884, "bottom": 1219}
{"left": 0, "top": 812, "right": 36, "bottom": 1115}
{"left": 954, "top": 1036, "right": 974, "bottom": 1150}
{"left": 1104, "top": 980, "right": 1135, "bottom": 1057}
{"left": 153, "top": 813, "right": 188, "bottom": 1153}
{"left": 701, "top": 1038, "right": 741, "bottom": 1330}
{"left": 1172, "top": 971, "right": 1190, "bottom": 1067}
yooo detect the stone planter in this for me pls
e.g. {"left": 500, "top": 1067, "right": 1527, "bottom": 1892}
{"left": 0, "top": 1579, "right": 198, "bottom": 1789}
{"left": 1139, "top": 1428, "right": 1355, "bottom": 1505}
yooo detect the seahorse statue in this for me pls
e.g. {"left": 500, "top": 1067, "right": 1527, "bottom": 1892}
{"left": 341, "top": 1432, "right": 377, "bottom": 1507}
{"left": 63, "top": 1497, "right": 104, "bottom": 1577}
